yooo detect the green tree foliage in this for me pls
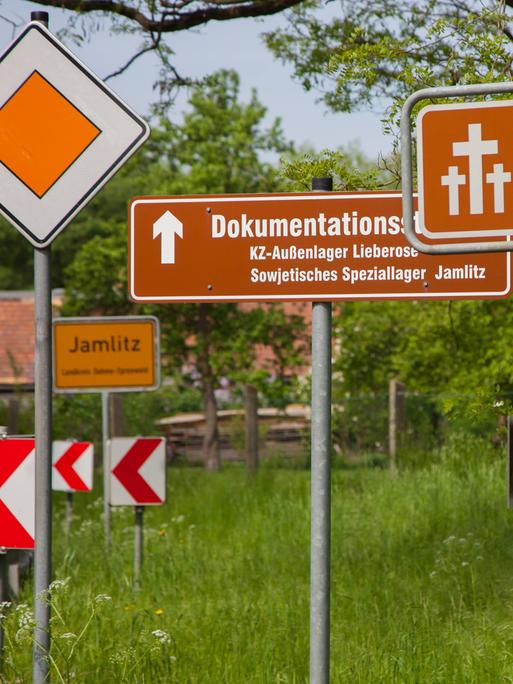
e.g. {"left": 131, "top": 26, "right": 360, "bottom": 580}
{"left": 279, "top": 144, "right": 400, "bottom": 192}
{"left": 149, "top": 71, "right": 291, "bottom": 194}
{"left": 281, "top": 148, "right": 381, "bottom": 190}
{"left": 332, "top": 298, "right": 513, "bottom": 452}
{"left": 265, "top": 1, "right": 513, "bottom": 135}
{"left": 61, "top": 70, "right": 304, "bottom": 469}
{"left": 0, "top": 221, "right": 33, "bottom": 289}
{"left": 263, "top": 0, "right": 513, "bottom": 445}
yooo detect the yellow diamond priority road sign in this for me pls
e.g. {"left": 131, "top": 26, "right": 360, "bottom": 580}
{"left": 0, "top": 22, "right": 149, "bottom": 247}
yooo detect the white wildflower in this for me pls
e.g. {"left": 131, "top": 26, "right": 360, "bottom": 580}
{"left": 94, "top": 594, "right": 112, "bottom": 604}
{"left": 50, "top": 577, "right": 70, "bottom": 592}
{"left": 152, "top": 629, "right": 171, "bottom": 645}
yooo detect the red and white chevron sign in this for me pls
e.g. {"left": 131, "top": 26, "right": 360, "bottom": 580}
{"left": 52, "top": 441, "right": 94, "bottom": 492}
{"left": 109, "top": 437, "right": 166, "bottom": 506}
{"left": 0, "top": 438, "right": 35, "bottom": 549}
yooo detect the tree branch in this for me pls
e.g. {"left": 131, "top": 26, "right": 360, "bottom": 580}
{"left": 103, "top": 42, "right": 157, "bottom": 80}
{"left": 26, "top": 0, "right": 304, "bottom": 32}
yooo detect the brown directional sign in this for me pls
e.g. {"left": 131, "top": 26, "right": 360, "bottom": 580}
{"left": 53, "top": 316, "right": 160, "bottom": 393}
{"left": 129, "top": 192, "right": 511, "bottom": 303}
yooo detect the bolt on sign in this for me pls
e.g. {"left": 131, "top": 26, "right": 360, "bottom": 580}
{"left": 53, "top": 316, "right": 160, "bottom": 393}
{"left": 0, "top": 438, "right": 35, "bottom": 549}
{"left": 418, "top": 100, "right": 513, "bottom": 240}
{"left": 0, "top": 22, "right": 149, "bottom": 247}
{"left": 129, "top": 192, "right": 511, "bottom": 303}
{"left": 109, "top": 437, "right": 166, "bottom": 506}
{"left": 52, "top": 441, "right": 94, "bottom": 492}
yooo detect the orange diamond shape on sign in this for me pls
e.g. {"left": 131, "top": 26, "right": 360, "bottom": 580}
{"left": 0, "top": 70, "right": 101, "bottom": 198}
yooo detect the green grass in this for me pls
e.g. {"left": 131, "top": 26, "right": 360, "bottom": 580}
{"left": 3, "top": 435, "right": 513, "bottom": 682}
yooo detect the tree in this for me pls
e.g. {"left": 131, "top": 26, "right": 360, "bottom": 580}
{"left": 0, "top": 222, "right": 33, "bottom": 289}
{"left": 19, "top": 0, "right": 304, "bottom": 100}
{"left": 262, "top": 0, "right": 513, "bottom": 442}
{"left": 147, "top": 70, "right": 291, "bottom": 194}
{"left": 63, "top": 70, "right": 304, "bottom": 469}
{"left": 329, "top": 294, "right": 513, "bottom": 454}
{"left": 265, "top": 1, "right": 513, "bottom": 138}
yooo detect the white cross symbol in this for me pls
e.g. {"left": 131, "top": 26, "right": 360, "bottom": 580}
{"left": 441, "top": 166, "right": 466, "bottom": 215}
{"left": 453, "top": 123, "right": 498, "bottom": 214}
{"left": 486, "top": 163, "right": 511, "bottom": 213}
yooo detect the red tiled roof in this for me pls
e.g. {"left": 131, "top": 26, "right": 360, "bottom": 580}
{"left": 0, "top": 296, "right": 35, "bottom": 387}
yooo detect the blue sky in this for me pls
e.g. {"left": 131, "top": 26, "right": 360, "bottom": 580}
{"left": 0, "top": 1, "right": 391, "bottom": 160}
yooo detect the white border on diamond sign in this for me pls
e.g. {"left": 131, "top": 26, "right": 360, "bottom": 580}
{"left": 0, "top": 22, "right": 150, "bottom": 247}
{"left": 129, "top": 192, "right": 511, "bottom": 302}
{"left": 418, "top": 99, "right": 513, "bottom": 240}
{"left": 52, "top": 315, "right": 161, "bottom": 394}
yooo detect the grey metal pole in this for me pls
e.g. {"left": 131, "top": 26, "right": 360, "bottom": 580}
{"left": 102, "top": 391, "right": 111, "bottom": 550}
{"left": 33, "top": 245, "right": 53, "bottom": 684}
{"left": 31, "top": 15, "right": 53, "bottom": 681}
{"left": 134, "top": 506, "right": 144, "bottom": 591}
{"left": 310, "top": 177, "right": 333, "bottom": 684}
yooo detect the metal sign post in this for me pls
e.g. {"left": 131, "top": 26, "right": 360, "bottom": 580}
{"left": 134, "top": 506, "right": 144, "bottom": 591}
{"left": 30, "top": 19, "right": 52, "bottom": 684}
{"left": 310, "top": 177, "right": 332, "bottom": 684}
{"left": 109, "top": 437, "right": 166, "bottom": 587}
{"left": 102, "top": 392, "right": 111, "bottom": 550}
{"left": 33, "top": 223, "right": 52, "bottom": 684}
